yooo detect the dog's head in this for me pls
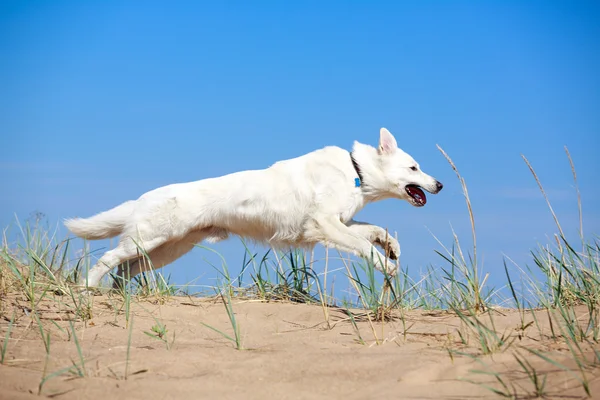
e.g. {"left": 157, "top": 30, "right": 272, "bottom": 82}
{"left": 375, "top": 128, "right": 443, "bottom": 207}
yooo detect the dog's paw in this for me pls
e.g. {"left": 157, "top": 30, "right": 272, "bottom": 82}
{"left": 385, "top": 264, "right": 399, "bottom": 277}
{"left": 378, "top": 260, "right": 399, "bottom": 277}
{"left": 374, "top": 235, "right": 401, "bottom": 261}
{"left": 369, "top": 251, "right": 398, "bottom": 277}
{"left": 386, "top": 246, "right": 399, "bottom": 260}
{"left": 381, "top": 238, "right": 401, "bottom": 261}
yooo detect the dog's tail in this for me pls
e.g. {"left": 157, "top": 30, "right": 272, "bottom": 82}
{"left": 64, "top": 201, "right": 136, "bottom": 240}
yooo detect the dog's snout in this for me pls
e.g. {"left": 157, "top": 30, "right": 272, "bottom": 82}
{"left": 435, "top": 181, "right": 443, "bottom": 192}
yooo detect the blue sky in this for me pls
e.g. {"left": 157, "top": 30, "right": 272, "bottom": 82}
{"left": 1, "top": 1, "right": 599, "bottom": 296}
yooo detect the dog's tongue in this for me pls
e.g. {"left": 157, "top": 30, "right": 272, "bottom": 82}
{"left": 407, "top": 185, "right": 427, "bottom": 206}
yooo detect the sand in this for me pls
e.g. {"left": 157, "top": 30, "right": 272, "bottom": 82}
{"left": 0, "top": 293, "right": 598, "bottom": 399}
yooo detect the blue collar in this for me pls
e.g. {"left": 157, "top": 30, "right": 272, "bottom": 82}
{"left": 350, "top": 152, "right": 363, "bottom": 188}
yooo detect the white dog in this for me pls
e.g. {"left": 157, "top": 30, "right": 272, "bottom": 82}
{"left": 65, "top": 127, "right": 443, "bottom": 288}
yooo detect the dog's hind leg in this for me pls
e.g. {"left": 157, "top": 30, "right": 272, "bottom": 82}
{"left": 112, "top": 227, "right": 229, "bottom": 289}
{"left": 112, "top": 237, "right": 198, "bottom": 289}
{"left": 112, "top": 258, "right": 143, "bottom": 290}
{"left": 81, "top": 235, "right": 169, "bottom": 289}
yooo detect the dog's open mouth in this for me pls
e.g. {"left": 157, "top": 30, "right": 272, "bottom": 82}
{"left": 406, "top": 185, "right": 426, "bottom": 207}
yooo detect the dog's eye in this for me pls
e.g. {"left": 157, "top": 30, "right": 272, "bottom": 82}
{"left": 410, "top": 166, "right": 418, "bottom": 171}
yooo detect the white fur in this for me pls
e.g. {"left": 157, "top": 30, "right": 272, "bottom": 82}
{"left": 65, "top": 128, "right": 443, "bottom": 288}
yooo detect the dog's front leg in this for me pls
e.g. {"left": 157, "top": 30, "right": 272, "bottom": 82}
{"left": 312, "top": 216, "right": 397, "bottom": 275}
{"left": 345, "top": 220, "right": 400, "bottom": 261}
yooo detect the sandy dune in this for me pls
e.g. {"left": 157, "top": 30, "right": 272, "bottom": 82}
{"left": 0, "top": 294, "right": 598, "bottom": 399}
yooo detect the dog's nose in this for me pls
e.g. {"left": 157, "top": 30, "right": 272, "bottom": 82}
{"left": 436, "top": 181, "right": 444, "bottom": 192}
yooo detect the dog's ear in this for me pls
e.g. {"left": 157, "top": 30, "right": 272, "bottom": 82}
{"left": 378, "top": 128, "right": 398, "bottom": 154}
